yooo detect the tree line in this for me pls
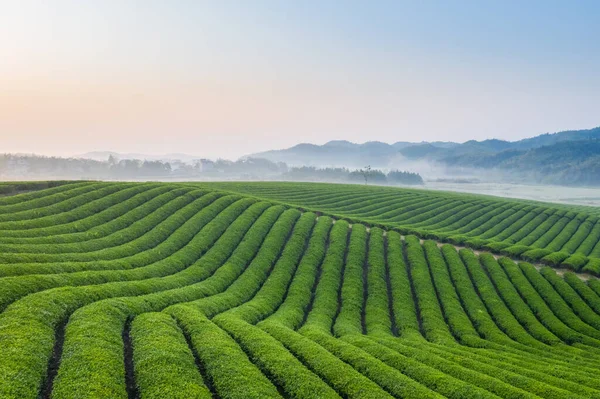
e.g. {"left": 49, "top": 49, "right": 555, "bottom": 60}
{"left": 0, "top": 153, "right": 424, "bottom": 185}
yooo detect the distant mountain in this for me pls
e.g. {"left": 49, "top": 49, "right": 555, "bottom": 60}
{"left": 398, "top": 143, "right": 444, "bottom": 159}
{"left": 322, "top": 140, "right": 359, "bottom": 149}
{"left": 250, "top": 127, "right": 600, "bottom": 166}
{"left": 251, "top": 140, "right": 400, "bottom": 168}
{"left": 510, "top": 127, "right": 600, "bottom": 150}
{"left": 248, "top": 126, "right": 600, "bottom": 186}
{"left": 73, "top": 126, "right": 600, "bottom": 186}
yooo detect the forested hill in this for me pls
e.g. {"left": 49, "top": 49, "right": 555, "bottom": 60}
{"left": 443, "top": 140, "right": 600, "bottom": 186}
{"left": 250, "top": 126, "right": 600, "bottom": 186}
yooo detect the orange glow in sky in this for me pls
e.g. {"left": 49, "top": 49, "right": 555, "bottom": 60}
{"left": 1, "top": 1, "right": 599, "bottom": 159}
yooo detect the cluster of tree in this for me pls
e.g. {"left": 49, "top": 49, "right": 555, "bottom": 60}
{"left": 0, "top": 154, "right": 107, "bottom": 179}
{"left": 0, "top": 153, "right": 423, "bottom": 185}
{"left": 0, "top": 154, "right": 285, "bottom": 180}
{"left": 108, "top": 156, "right": 172, "bottom": 177}
{"left": 386, "top": 169, "right": 425, "bottom": 185}
{"left": 284, "top": 165, "right": 423, "bottom": 185}
{"left": 0, "top": 154, "right": 176, "bottom": 179}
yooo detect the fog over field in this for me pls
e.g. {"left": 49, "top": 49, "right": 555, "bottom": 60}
{"left": 2, "top": 127, "right": 600, "bottom": 207}
{"left": 424, "top": 181, "right": 600, "bottom": 207}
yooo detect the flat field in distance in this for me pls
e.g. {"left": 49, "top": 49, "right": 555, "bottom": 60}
{"left": 425, "top": 181, "right": 600, "bottom": 208}
{"left": 1, "top": 181, "right": 600, "bottom": 398}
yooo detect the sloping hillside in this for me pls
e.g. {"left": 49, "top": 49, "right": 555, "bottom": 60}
{"left": 2, "top": 181, "right": 600, "bottom": 398}
{"left": 208, "top": 181, "right": 600, "bottom": 273}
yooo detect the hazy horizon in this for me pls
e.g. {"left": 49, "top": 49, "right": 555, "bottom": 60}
{"left": 4, "top": 123, "right": 598, "bottom": 162}
{"left": 2, "top": 1, "right": 599, "bottom": 159}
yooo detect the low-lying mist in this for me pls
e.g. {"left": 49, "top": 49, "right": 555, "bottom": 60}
{"left": 2, "top": 152, "right": 600, "bottom": 207}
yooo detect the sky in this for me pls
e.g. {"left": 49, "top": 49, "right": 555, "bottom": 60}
{"left": 1, "top": 0, "right": 599, "bottom": 160}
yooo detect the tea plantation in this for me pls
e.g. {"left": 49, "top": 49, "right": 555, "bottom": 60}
{"left": 1, "top": 181, "right": 600, "bottom": 398}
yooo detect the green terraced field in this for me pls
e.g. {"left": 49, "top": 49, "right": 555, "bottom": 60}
{"left": 2, "top": 181, "right": 600, "bottom": 399}
{"left": 207, "top": 182, "right": 600, "bottom": 274}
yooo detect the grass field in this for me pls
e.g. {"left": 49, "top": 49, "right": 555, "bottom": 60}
{"left": 2, "top": 181, "right": 600, "bottom": 398}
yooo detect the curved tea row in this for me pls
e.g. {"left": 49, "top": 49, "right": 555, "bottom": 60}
{"left": 205, "top": 182, "right": 600, "bottom": 275}
{"left": 1, "top": 182, "right": 600, "bottom": 398}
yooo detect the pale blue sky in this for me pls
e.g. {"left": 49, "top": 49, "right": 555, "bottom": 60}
{"left": 1, "top": 1, "right": 598, "bottom": 158}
